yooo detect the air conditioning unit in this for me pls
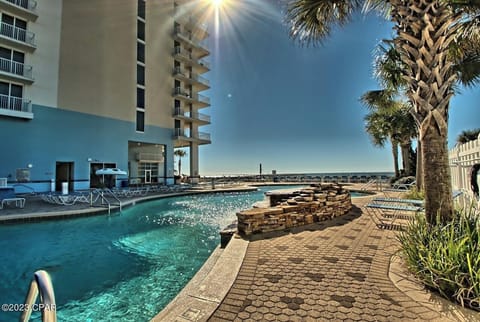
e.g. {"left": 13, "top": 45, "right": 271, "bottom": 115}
{"left": 0, "top": 178, "right": 7, "bottom": 187}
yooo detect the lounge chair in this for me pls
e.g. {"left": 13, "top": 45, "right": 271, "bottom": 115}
{"left": 0, "top": 188, "right": 26, "bottom": 209}
{"left": 365, "top": 198, "right": 423, "bottom": 230}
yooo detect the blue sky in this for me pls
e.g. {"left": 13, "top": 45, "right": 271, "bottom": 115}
{"left": 188, "top": 0, "right": 479, "bottom": 176}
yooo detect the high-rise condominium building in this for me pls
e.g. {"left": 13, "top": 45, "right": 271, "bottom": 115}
{"left": 0, "top": 0, "right": 211, "bottom": 193}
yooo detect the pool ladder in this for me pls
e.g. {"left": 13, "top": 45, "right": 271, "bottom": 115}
{"left": 20, "top": 270, "right": 57, "bottom": 322}
{"left": 99, "top": 188, "right": 122, "bottom": 214}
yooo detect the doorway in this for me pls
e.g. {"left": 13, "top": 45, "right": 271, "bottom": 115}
{"left": 55, "top": 162, "right": 74, "bottom": 192}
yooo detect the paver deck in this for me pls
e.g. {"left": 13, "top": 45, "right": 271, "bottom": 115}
{"left": 209, "top": 200, "right": 472, "bottom": 321}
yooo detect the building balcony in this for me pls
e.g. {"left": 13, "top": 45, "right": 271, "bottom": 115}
{"left": 173, "top": 46, "right": 210, "bottom": 73}
{"left": 0, "top": 94, "right": 32, "bottom": 119}
{"left": 0, "top": 57, "right": 33, "bottom": 83}
{"left": 174, "top": 11, "right": 209, "bottom": 39}
{"left": 0, "top": 0, "right": 38, "bottom": 20}
{"left": 173, "top": 107, "right": 211, "bottom": 125}
{"left": 173, "top": 128, "right": 211, "bottom": 145}
{"left": 0, "top": 22, "right": 36, "bottom": 50}
{"left": 173, "top": 67, "right": 210, "bottom": 90}
{"left": 173, "top": 26, "right": 209, "bottom": 57}
{"left": 173, "top": 87, "right": 210, "bottom": 108}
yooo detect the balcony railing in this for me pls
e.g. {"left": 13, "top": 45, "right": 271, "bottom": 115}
{"left": 173, "top": 67, "right": 209, "bottom": 87}
{"left": 192, "top": 112, "right": 211, "bottom": 123}
{"left": 0, "top": 22, "right": 35, "bottom": 46}
{"left": 197, "top": 93, "right": 210, "bottom": 105}
{"left": 196, "top": 131, "right": 211, "bottom": 141}
{"left": 174, "top": 46, "right": 210, "bottom": 69}
{"left": 0, "top": 57, "right": 33, "bottom": 79}
{"left": 174, "top": 87, "right": 191, "bottom": 98}
{"left": 173, "top": 107, "right": 211, "bottom": 123}
{"left": 173, "top": 129, "right": 211, "bottom": 142}
{"left": 0, "top": 94, "right": 31, "bottom": 112}
{"left": 174, "top": 26, "right": 207, "bottom": 50}
{"left": 4, "top": 0, "right": 37, "bottom": 11}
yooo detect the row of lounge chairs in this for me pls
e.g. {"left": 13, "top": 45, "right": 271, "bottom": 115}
{"left": 365, "top": 190, "right": 463, "bottom": 230}
{"left": 39, "top": 184, "right": 193, "bottom": 206}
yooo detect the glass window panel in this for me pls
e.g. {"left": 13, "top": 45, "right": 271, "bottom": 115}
{"left": 137, "top": 65, "right": 145, "bottom": 86}
{"left": 136, "top": 87, "right": 145, "bottom": 109}
{"left": 136, "top": 111, "right": 145, "bottom": 132}
{"left": 137, "top": 42, "right": 145, "bottom": 63}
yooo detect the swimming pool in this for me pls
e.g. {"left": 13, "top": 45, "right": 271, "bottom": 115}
{"left": 0, "top": 186, "right": 311, "bottom": 321}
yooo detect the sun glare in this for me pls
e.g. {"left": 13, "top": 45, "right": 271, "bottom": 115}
{"left": 211, "top": 0, "right": 224, "bottom": 8}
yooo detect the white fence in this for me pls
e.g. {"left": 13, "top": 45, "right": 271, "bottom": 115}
{"left": 449, "top": 134, "right": 480, "bottom": 208}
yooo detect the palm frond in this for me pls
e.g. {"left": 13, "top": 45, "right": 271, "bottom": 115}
{"left": 360, "top": 89, "right": 395, "bottom": 110}
{"left": 285, "top": 0, "right": 363, "bottom": 45}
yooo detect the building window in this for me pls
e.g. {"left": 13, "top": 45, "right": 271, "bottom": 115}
{"left": 136, "top": 110, "right": 145, "bottom": 132}
{"left": 137, "top": 65, "right": 145, "bottom": 86}
{"left": 136, "top": 87, "right": 145, "bottom": 109}
{"left": 138, "top": 0, "right": 146, "bottom": 20}
{"left": 0, "top": 14, "right": 27, "bottom": 42}
{"left": 137, "top": 20, "right": 145, "bottom": 41}
{"left": 137, "top": 43, "right": 145, "bottom": 63}
{"left": 0, "top": 81, "right": 23, "bottom": 111}
{"left": 0, "top": 47, "right": 25, "bottom": 75}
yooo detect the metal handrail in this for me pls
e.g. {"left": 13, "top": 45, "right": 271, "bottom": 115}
{"left": 20, "top": 270, "right": 56, "bottom": 322}
{"left": 102, "top": 188, "right": 122, "bottom": 213}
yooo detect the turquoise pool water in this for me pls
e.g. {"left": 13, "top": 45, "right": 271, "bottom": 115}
{"left": 0, "top": 186, "right": 366, "bottom": 321}
{"left": 0, "top": 186, "right": 308, "bottom": 321}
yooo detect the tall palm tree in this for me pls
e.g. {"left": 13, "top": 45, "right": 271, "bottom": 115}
{"left": 174, "top": 149, "right": 187, "bottom": 177}
{"left": 286, "top": 0, "right": 480, "bottom": 224}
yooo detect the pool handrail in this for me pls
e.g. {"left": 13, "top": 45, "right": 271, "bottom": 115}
{"left": 20, "top": 270, "right": 57, "bottom": 322}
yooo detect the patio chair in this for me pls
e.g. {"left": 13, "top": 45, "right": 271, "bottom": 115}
{"left": 1, "top": 189, "right": 26, "bottom": 209}
{"left": 365, "top": 199, "right": 423, "bottom": 230}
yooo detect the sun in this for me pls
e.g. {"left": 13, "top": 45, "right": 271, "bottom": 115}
{"left": 211, "top": 0, "right": 225, "bottom": 8}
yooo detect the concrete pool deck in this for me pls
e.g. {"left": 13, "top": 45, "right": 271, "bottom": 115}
{"left": 1, "top": 184, "right": 478, "bottom": 321}
{"left": 154, "top": 195, "right": 479, "bottom": 322}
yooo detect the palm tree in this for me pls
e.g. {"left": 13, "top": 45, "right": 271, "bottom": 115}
{"left": 456, "top": 128, "right": 480, "bottom": 144}
{"left": 361, "top": 93, "right": 417, "bottom": 177}
{"left": 364, "top": 107, "right": 401, "bottom": 177}
{"left": 174, "top": 149, "right": 187, "bottom": 177}
{"left": 286, "top": 0, "right": 480, "bottom": 224}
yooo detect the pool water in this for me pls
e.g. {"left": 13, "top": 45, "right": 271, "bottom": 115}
{"left": 0, "top": 186, "right": 306, "bottom": 322}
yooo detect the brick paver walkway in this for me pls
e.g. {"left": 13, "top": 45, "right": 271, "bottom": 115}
{"left": 209, "top": 201, "right": 446, "bottom": 321}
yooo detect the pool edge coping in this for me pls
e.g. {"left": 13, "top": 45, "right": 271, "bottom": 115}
{"left": 150, "top": 235, "right": 249, "bottom": 322}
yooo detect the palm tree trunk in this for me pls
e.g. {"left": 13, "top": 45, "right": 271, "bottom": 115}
{"left": 421, "top": 125, "right": 453, "bottom": 224}
{"left": 416, "top": 140, "right": 423, "bottom": 191}
{"left": 391, "top": 140, "right": 399, "bottom": 177}
{"left": 400, "top": 142, "right": 411, "bottom": 176}
{"left": 178, "top": 158, "right": 182, "bottom": 177}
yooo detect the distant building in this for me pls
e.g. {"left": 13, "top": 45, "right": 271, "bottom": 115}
{"left": 0, "top": 0, "right": 211, "bottom": 192}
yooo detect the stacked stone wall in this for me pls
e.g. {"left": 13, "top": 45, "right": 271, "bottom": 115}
{"left": 237, "top": 184, "right": 352, "bottom": 236}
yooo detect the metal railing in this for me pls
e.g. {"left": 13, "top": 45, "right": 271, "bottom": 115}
{"left": 4, "top": 0, "right": 37, "bottom": 11}
{"left": 173, "top": 108, "right": 211, "bottom": 123}
{"left": 0, "top": 94, "right": 32, "bottom": 112}
{"left": 0, "top": 57, "right": 33, "bottom": 79}
{"left": 173, "top": 26, "right": 207, "bottom": 50}
{"left": 173, "top": 46, "right": 210, "bottom": 69}
{"left": 197, "top": 93, "right": 210, "bottom": 105}
{"left": 197, "top": 131, "right": 211, "bottom": 141}
{"left": 99, "top": 188, "right": 122, "bottom": 214}
{"left": 19, "top": 270, "right": 56, "bottom": 322}
{"left": 0, "top": 22, "right": 35, "bottom": 46}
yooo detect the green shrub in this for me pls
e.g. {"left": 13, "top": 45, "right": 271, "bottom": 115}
{"left": 398, "top": 208, "right": 480, "bottom": 311}
{"left": 403, "top": 187, "right": 424, "bottom": 200}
